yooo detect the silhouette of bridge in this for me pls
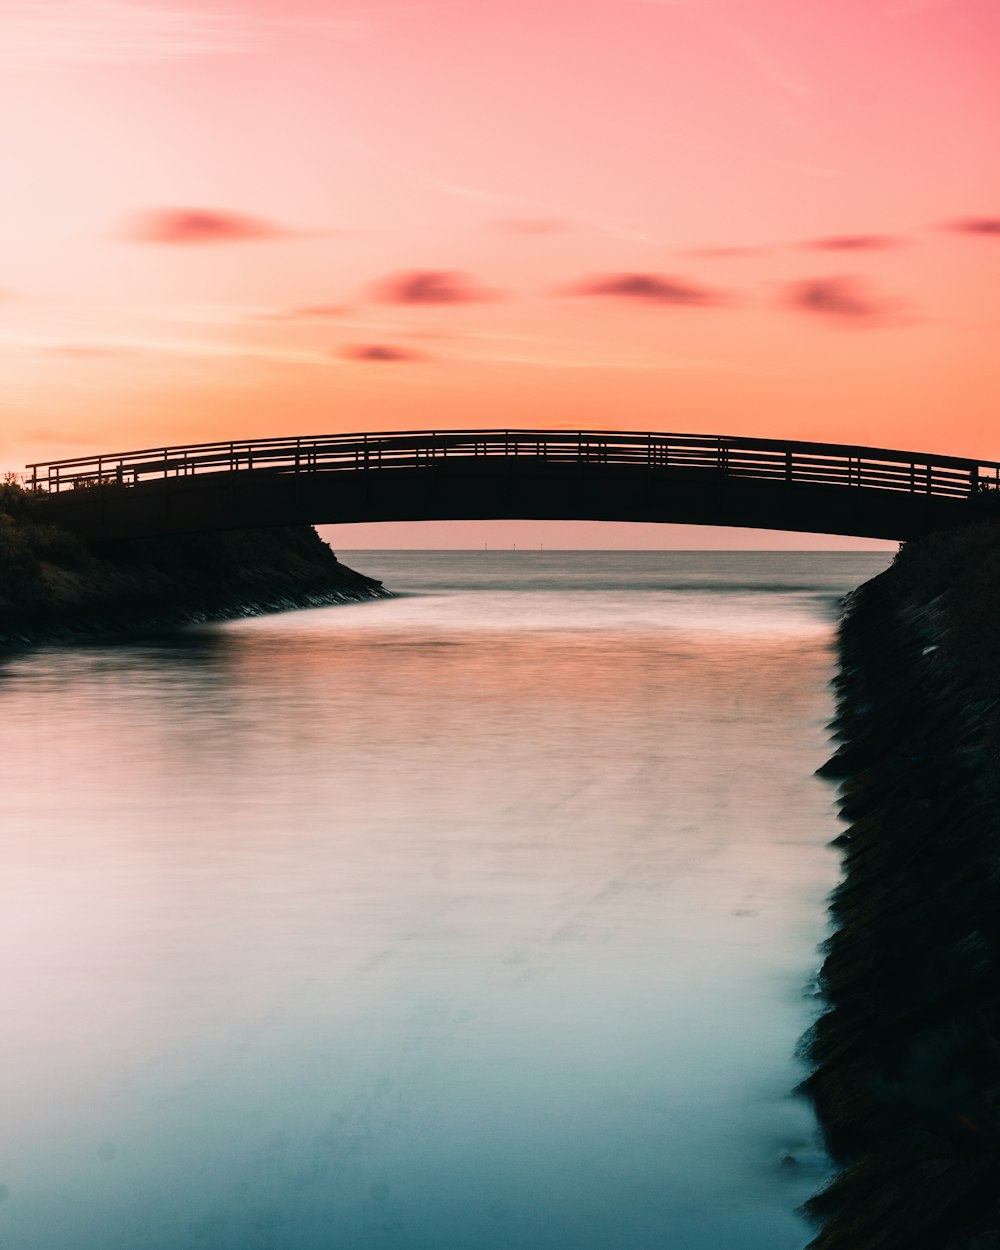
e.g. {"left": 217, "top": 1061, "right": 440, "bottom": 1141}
{"left": 27, "top": 428, "right": 1000, "bottom": 543}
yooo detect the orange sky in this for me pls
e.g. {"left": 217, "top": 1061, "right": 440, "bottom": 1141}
{"left": 2, "top": 0, "right": 998, "bottom": 546}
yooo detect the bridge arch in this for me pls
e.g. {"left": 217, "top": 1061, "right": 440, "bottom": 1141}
{"left": 28, "top": 428, "right": 1000, "bottom": 543}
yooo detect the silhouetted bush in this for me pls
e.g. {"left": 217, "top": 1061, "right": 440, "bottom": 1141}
{"left": 0, "top": 482, "right": 90, "bottom": 603}
{"left": 0, "top": 513, "right": 42, "bottom": 598}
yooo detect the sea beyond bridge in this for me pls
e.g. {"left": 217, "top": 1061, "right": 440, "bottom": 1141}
{"left": 26, "top": 428, "right": 1000, "bottom": 543}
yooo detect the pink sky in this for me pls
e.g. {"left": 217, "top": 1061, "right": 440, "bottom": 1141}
{"left": 2, "top": 0, "right": 997, "bottom": 546}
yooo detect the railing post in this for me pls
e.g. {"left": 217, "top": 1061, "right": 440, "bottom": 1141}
{"left": 30, "top": 430, "right": 1000, "bottom": 515}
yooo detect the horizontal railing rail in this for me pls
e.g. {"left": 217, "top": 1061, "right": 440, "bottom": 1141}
{"left": 25, "top": 429, "right": 1000, "bottom": 501}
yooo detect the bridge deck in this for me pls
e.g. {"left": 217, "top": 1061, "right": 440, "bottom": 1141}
{"left": 25, "top": 429, "right": 1000, "bottom": 501}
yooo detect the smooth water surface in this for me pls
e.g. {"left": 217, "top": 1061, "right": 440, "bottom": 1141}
{"left": 0, "top": 551, "right": 891, "bottom": 1249}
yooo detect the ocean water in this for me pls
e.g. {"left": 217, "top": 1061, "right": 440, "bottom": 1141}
{"left": 0, "top": 550, "right": 892, "bottom": 1249}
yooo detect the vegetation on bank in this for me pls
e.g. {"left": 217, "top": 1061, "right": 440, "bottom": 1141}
{"left": 0, "top": 479, "right": 386, "bottom": 647}
{"left": 804, "top": 521, "right": 1000, "bottom": 1249}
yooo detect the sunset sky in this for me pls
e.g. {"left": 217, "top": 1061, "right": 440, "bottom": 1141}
{"left": 2, "top": 0, "right": 997, "bottom": 546}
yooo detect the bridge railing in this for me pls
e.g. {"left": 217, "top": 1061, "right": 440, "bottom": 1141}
{"left": 25, "top": 429, "right": 1000, "bottom": 501}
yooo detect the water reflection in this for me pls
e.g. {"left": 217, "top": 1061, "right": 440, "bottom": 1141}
{"left": 0, "top": 552, "right": 890, "bottom": 1249}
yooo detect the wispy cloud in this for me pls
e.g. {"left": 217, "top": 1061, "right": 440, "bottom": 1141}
{"left": 2, "top": 1, "right": 245, "bottom": 62}
{"left": 340, "top": 343, "right": 426, "bottom": 362}
{"left": 784, "top": 275, "right": 898, "bottom": 323}
{"left": 684, "top": 245, "right": 770, "bottom": 259}
{"left": 0, "top": 329, "right": 331, "bottom": 364}
{"left": 340, "top": 137, "right": 663, "bottom": 245}
{"left": 804, "top": 234, "right": 902, "bottom": 251}
{"left": 36, "top": 343, "right": 125, "bottom": 358}
{"left": 490, "top": 218, "right": 569, "bottom": 235}
{"left": 632, "top": 3, "right": 811, "bottom": 97}
{"left": 0, "top": 324, "right": 778, "bottom": 378}
{"left": 15, "top": 428, "right": 96, "bottom": 447}
{"left": 566, "top": 272, "right": 725, "bottom": 306}
{"left": 706, "top": 17, "right": 811, "bottom": 97}
{"left": 256, "top": 304, "right": 356, "bottom": 321}
{"left": 446, "top": 348, "right": 775, "bottom": 374}
{"left": 1, "top": 2, "right": 365, "bottom": 64}
{"left": 121, "top": 207, "right": 306, "bottom": 244}
{"left": 943, "top": 217, "right": 1000, "bottom": 237}
{"left": 370, "top": 270, "right": 501, "bottom": 304}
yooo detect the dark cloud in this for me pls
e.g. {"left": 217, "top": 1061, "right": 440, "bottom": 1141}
{"left": 491, "top": 218, "right": 568, "bottom": 235}
{"left": 944, "top": 217, "right": 1000, "bottom": 236}
{"left": 567, "top": 272, "right": 724, "bottom": 305}
{"left": 785, "top": 275, "right": 894, "bottom": 321}
{"left": 805, "top": 234, "right": 901, "bottom": 251}
{"left": 340, "top": 343, "right": 425, "bottom": 362}
{"left": 370, "top": 270, "right": 500, "bottom": 304}
{"left": 122, "top": 207, "right": 293, "bottom": 243}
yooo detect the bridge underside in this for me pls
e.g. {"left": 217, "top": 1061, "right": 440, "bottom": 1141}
{"left": 40, "top": 460, "right": 989, "bottom": 544}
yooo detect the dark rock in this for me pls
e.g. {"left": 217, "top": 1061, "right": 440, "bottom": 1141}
{"left": 0, "top": 484, "right": 389, "bottom": 648}
{"left": 803, "top": 523, "right": 1000, "bottom": 1250}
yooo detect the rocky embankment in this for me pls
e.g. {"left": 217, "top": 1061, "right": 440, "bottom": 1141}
{"left": 0, "top": 482, "right": 387, "bottom": 648}
{"left": 804, "top": 523, "right": 1000, "bottom": 1250}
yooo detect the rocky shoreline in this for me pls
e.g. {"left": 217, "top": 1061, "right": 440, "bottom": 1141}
{"left": 0, "top": 483, "right": 387, "bottom": 649}
{"left": 803, "top": 523, "right": 1000, "bottom": 1249}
